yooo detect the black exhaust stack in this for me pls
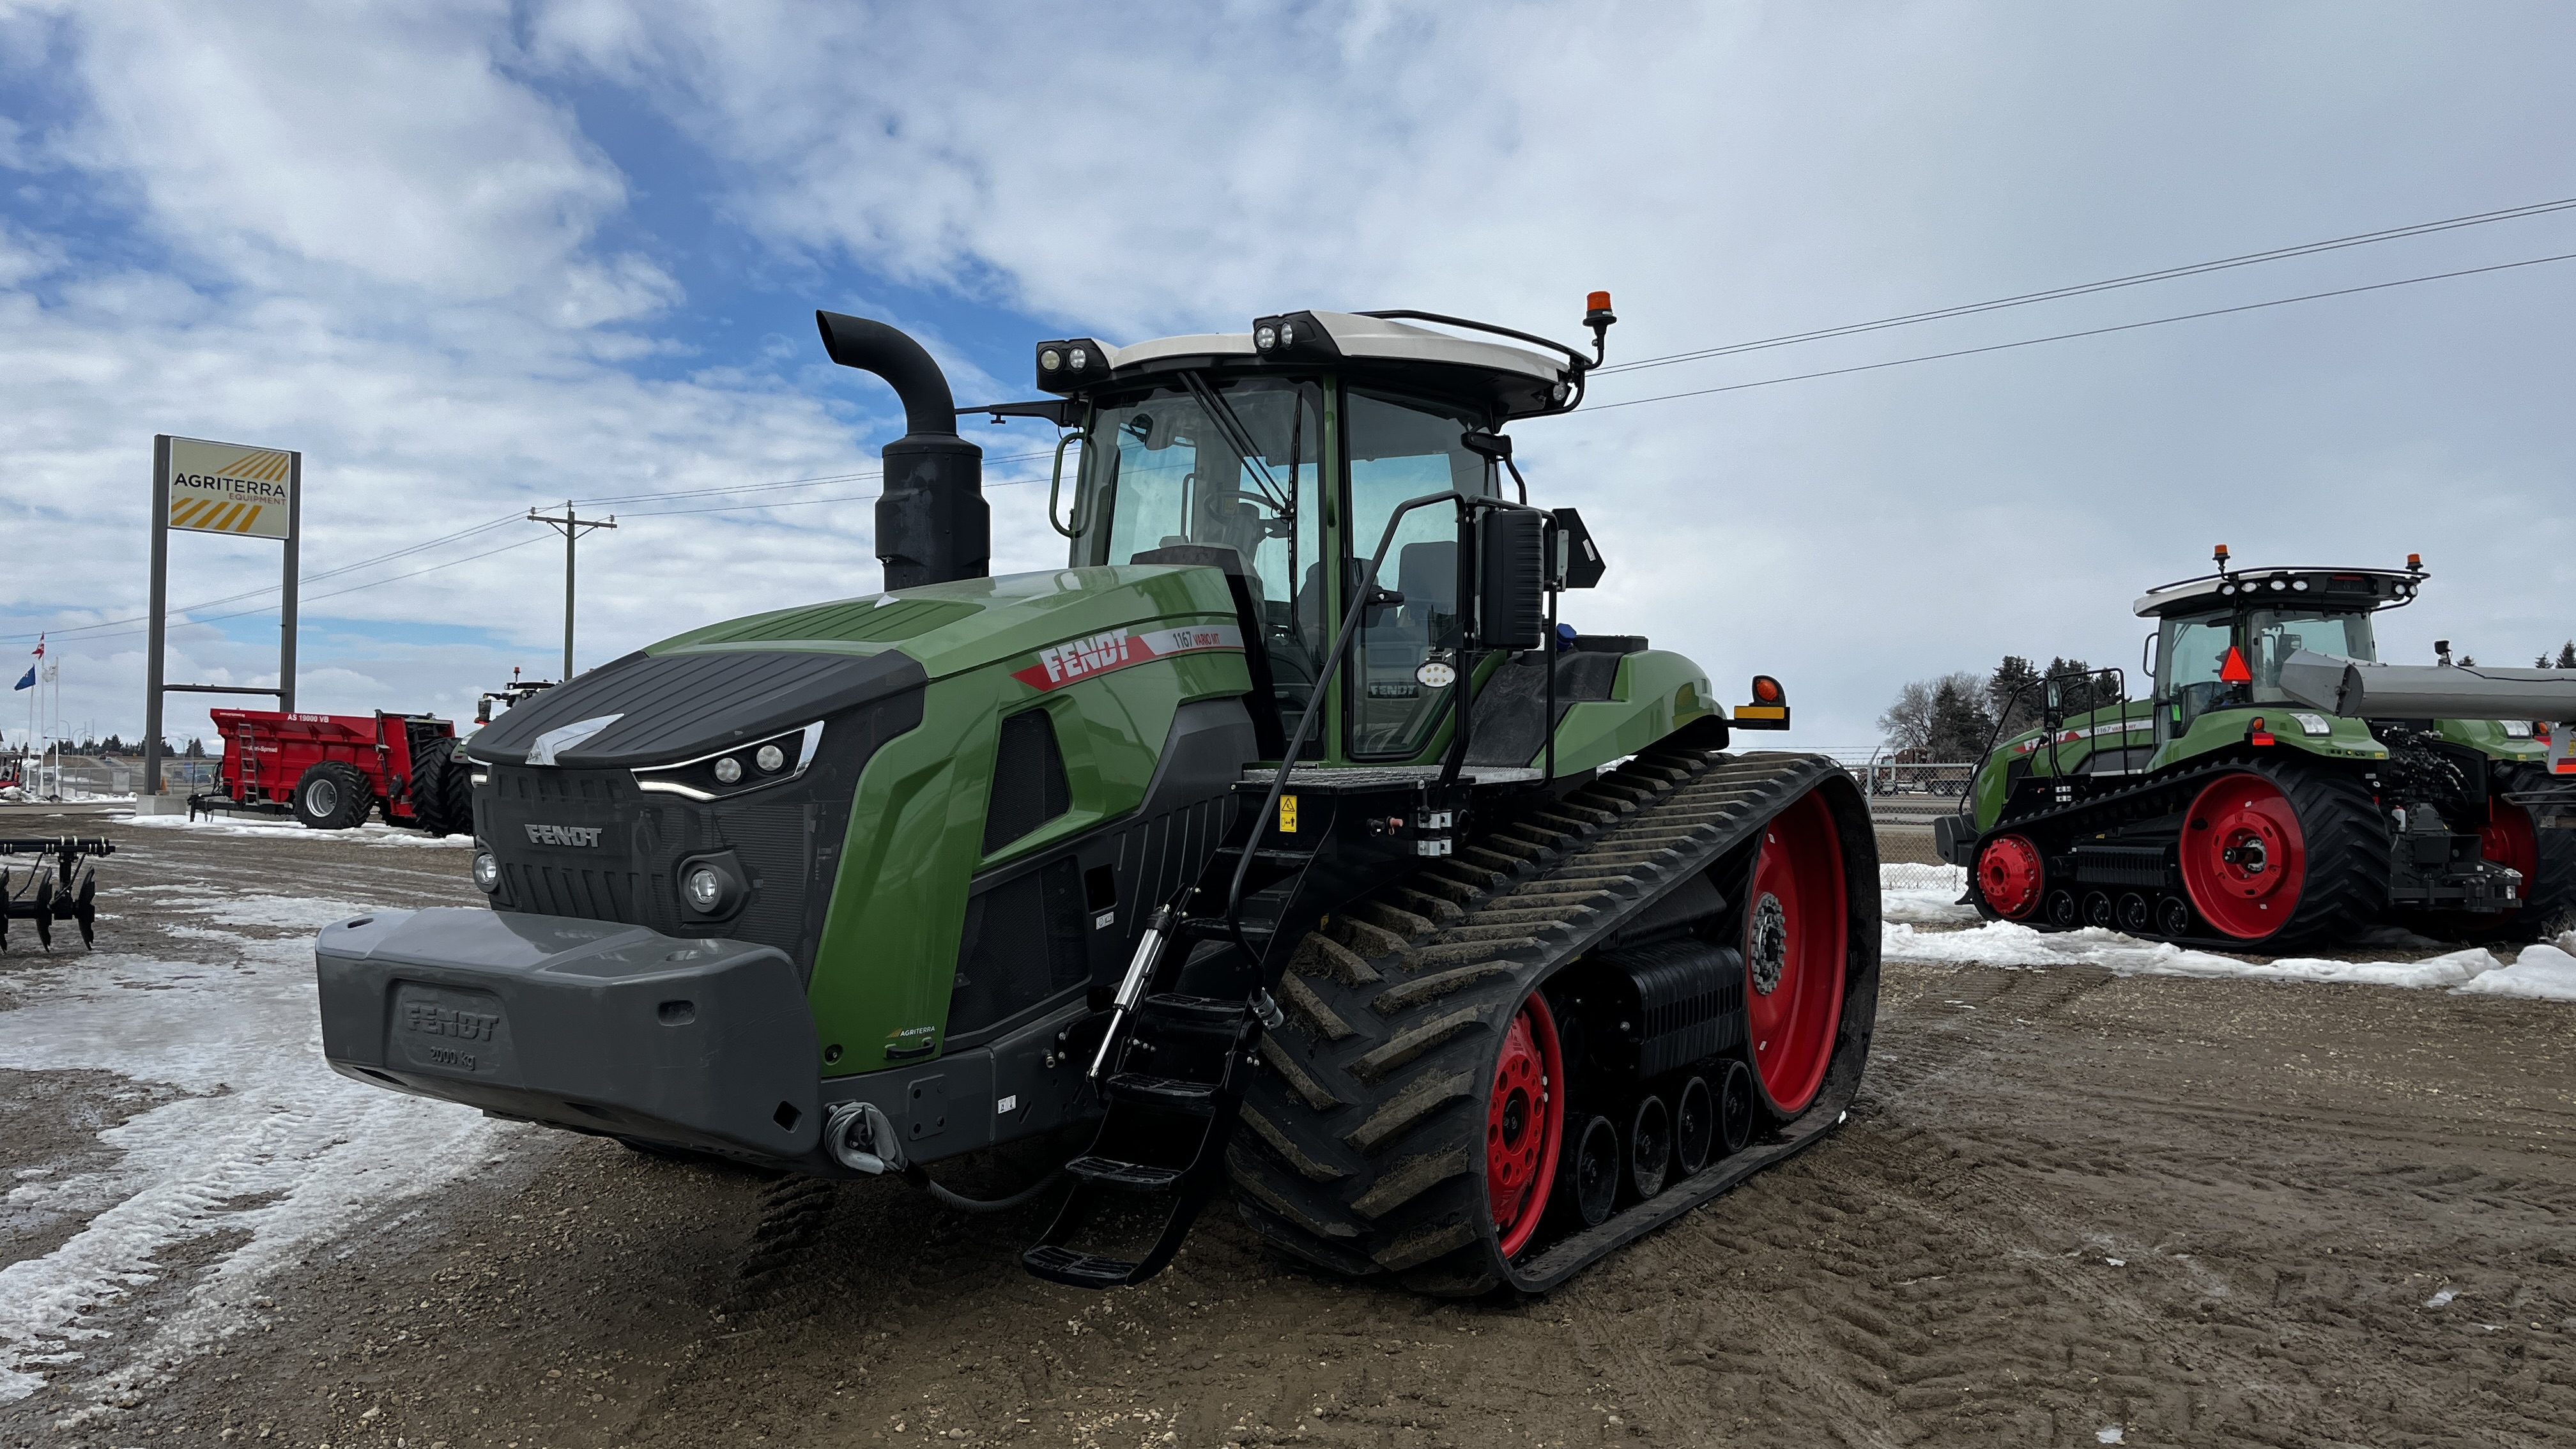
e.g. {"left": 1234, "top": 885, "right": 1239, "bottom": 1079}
{"left": 815, "top": 310, "right": 989, "bottom": 591}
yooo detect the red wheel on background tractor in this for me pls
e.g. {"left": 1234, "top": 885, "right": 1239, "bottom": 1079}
{"left": 1975, "top": 834, "right": 2046, "bottom": 919}
{"left": 1486, "top": 990, "right": 1565, "bottom": 1258}
{"left": 2179, "top": 771, "right": 2310, "bottom": 940}
{"left": 1744, "top": 789, "right": 1848, "bottom": 1119}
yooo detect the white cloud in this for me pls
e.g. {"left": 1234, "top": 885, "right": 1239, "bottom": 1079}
{"left": 6, "top": 0, "right": 2576, "bottom": 755}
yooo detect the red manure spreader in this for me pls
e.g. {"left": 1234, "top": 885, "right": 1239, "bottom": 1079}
{"left": 202, "top": 709, "right": 471, "bottom": 833}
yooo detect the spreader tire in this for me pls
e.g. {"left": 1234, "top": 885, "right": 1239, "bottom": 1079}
{"left": 2177, "top": 761, "right": 2385, "bottom": 949}
{"left": 293, "top": 761, "right": 372, "bottom": 831}
{"left": 408, "top": 737, "right": 465, "bottom": 836}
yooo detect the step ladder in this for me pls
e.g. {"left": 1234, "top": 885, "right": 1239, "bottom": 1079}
{"left": 1021, "top": 770, "right": 1462, "bottom": 1289}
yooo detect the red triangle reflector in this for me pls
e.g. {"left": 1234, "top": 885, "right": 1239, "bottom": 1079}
{"left": 2220, "top": 645, "right": 2253, "bottom": 684}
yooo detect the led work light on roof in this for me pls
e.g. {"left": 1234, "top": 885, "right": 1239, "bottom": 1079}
{"left": 1069, "top": 347, "right": 1089, "bottom": 371}
{"left": 1255, "top": 325, "right": 1277, "bottom": 351}
{"left": 2269, "top": 578, "right": 2287, "bottom": 591}
{"left": 1039, "top": 348, "right": 1062, "bottom": 372}
{"left": 2292, "top": 578, "right": 2310, "bottom": 591}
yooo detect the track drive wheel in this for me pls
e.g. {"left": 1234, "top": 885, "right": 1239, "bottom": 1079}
{"left": 2451, "top": 765, "right": 2576, "bottom": 942}
{"left": 2177, "top": 763, "right": 2386, "bottom": 948}
{"left": 293, "top": 761, "right": 373, "bottom": 830}
{"left": 1744, "top": 790, "right": 1848, "bottom": 1119}
{"left": 1974, "top": 833, "right": 2045, "bottom": 919}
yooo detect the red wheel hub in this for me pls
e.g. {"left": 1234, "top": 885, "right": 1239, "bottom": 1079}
{"left": 1975, "top": 834, "right": 2045, "bottom": 919}
{"left": 1486, "top": 991, "right": 1565, "bottom": 1258}
{"left": 1745, "top": 790, "right": 1848, "bottom": 1117}
{"left": 2179, "top": 771, "right": 2309, "bottom": 940}
{"left": 2480, "top": 796, "right": 2537, "bottom": 904}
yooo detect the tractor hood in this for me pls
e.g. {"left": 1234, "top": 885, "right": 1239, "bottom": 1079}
{"left": 465, "top": 564, "right": 1241, "bottom": 770}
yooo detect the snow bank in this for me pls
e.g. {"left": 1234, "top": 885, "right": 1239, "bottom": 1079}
{"left": 0, "top": 896, "right": 512, "bottom": 1403}
{"left": 2454, "top": 940, "right": 2576, "bottom": 1002}
{"left": 1881, "top": 918, "right": 2504, "bottom": 989}
{"left": 1880, "top": 863, "right": 1977, "bottom": 924}
{"left": 1876, "top": 884, "right": 2576, "bottom": 1002}
{"left": 118, "top": 813, "right": 474, "bottom": 847}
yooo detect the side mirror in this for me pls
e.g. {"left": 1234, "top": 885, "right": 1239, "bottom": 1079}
{"left": 1476, "top": 510, "right": 1548, "bottom": 650}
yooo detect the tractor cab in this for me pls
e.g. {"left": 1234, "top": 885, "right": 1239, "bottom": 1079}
{"left": 1029, "top": 309, "right": 1605, "bottom": 764}
{"left": 2134, "top": 558, "right": 2424, "bottom": 748}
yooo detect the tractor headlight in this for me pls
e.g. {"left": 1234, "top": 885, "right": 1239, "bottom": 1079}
{"left": 755, "top": 744, "right": 786, "bottom": 773}
{"left": 712, "top": 756, "right": 742, "bottom": 784}
{"left": 1039, "top": 348, "right": 1062, "bottom": 372}
{"left": 678, "top": 854, "right": 745, "bottom": 917}
{"left": 1255, "top": 325, "right": 1277, "bottom": 351}
{"left": 2269, "top": 578, "right": 2287, "bottom": 591}
{"left": 472, "top": 850, "right": 500, "bottom": 892}
{"left": 684, "top": 866, "right": 724, "bottom": 913}
{"left": 2290, "top": 712, "right": 2333, "bottom": 737}
{"left": 2290, "top": 578, "right": 2310, "bottom": 592}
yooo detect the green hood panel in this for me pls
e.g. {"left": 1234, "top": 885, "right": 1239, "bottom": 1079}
{"left": 647, "top": 565, "right": 1243, "bottom": 681}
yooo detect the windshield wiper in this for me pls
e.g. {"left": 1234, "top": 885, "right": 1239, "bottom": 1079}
{"left": 1180, "top": 372, "right": 1291, "bottom": 514}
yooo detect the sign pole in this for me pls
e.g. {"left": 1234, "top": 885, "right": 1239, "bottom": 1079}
{"left": 280, "top": 450, "right": 301, "bottom": 714}
{"left": 143, "top": 435, "right": 172, "bottom": 797}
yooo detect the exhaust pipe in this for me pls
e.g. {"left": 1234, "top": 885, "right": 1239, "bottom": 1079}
{"left": 815, "top": 310, "right": 989, "bottom": 591}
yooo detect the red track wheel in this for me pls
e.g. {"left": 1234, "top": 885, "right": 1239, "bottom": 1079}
{"left": 2180, "top": 771, "right": 2310, "bottom": 940}
{"left": 1486, "top": 990, "right": 1565, "bottom": 1258}
{"left": 1975, "top": 834, "right": 2046, "bottom": 919}
{"left": 1744, "top": 790, "right": 1848, "bottom": 1117}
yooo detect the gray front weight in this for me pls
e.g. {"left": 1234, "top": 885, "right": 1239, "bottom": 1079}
{"left": 316, "top": 907, "right": 821, "bottom": 1160}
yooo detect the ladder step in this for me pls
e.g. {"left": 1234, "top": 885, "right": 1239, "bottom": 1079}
{"left": 1106, "top": 1073, "right": 1218, "bottom": 1112}
{"left": 1064, "top": 1154, "right": 1184, "bottom": 1192}
{"left": 1213, "top": 845, "right": 1319, "bottom": 867}
{"left": 1138, "top": 993, "right": 1250, "bottom": 1031}
{"left": 1021, "top": 1243, "right": 1141, "bottom": 1288}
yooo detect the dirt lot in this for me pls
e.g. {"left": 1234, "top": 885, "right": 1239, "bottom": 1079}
{"left": 3, "top": 806, "right": 2570, "bottom": 1448}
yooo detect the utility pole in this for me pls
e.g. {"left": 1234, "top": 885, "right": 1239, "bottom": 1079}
{"left": 526, "top": 502, "right": 617, "bottom": 682}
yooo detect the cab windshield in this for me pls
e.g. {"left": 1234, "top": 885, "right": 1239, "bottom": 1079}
{"left": 1073, "top": 378, "right": 1324, "bottom": 719}
{"left": 2158, "top": 606, "right": 2377, "bottom": 733}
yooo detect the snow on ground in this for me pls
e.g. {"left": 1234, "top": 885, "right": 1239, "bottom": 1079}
{"left": 116, "top": 813, "right": 475, "bottom": 847}
{"left": 1874, "top": 865, "right": 2576, "bottom": 1002}
{"left": 1881, "top": 863, "right": 1981, "bottom": 924}
{"left": 2456, "top": 939, "right": 2576, "bottom": 1000}
{"left": 0, "top": 895, "right": 512, "bottom": 1404}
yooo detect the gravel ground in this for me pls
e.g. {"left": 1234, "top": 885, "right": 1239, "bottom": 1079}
{"left": 3, "top": 806, "right": 2570, "bottom": 1448}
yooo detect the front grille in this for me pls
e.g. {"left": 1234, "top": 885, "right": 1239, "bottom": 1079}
{"left": 478, "top": 769, "right": 818, "bottom": 972}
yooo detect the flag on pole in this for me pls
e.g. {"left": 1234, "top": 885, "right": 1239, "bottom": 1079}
{"left": 11, "top": 668, "right": 31, "bottom": 691}
{"left": 42, "top": 663, "right": 58, "bottom": 683}
{"left": 29, "top": 636, "right": 42, "bottom": 658}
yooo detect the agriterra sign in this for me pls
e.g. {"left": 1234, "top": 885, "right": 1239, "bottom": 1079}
{"left": 164, "top": 437, "right": 296, "bottom": 539}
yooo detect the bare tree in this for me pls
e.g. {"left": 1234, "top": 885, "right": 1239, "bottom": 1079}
{"left": 1882, "top": 671, "right": 1991, "bottom": 756}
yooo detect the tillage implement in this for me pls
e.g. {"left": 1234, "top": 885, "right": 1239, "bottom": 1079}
{"left": 1938, "top": 549, "right": 2576, "bottom": 949}
{"left": 314, "top": 297, "right": 1878, "bottom": 1294}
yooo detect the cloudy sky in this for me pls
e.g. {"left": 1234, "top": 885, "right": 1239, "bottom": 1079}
{"left": 4, "top": 1, "right": 2572, "bottom": 758}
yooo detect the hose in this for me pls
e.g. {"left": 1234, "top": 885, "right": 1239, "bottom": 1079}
{"left": 901, "top": 1163, "right": 1065, "bottom": 1214}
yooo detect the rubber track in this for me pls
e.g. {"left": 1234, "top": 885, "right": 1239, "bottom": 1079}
{"left": 1227, "top": 746, "right": 1862, "bottom": 1296}
{"left": 2241, "top": 758, "right": 2390, "bottom": 949}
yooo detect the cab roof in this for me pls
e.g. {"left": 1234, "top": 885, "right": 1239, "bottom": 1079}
{"left": 1030, "top": 309, "right": 1581, "bottom": 422}
{"left": 2133, "top": 565, "right": 2426, "bottom": 618}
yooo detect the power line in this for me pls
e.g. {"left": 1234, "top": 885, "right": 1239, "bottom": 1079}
{"left": 1596, "top": 194, "right": 2576, "bottom": 376}
{"left": 1586, "top": 249, "right": 2576, "bottom": 412}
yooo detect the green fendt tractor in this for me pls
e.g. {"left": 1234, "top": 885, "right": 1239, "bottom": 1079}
{"left": 1936, "top": 549, "right": 2576, "bottom": 949}
{"left": 315, "top": 298, "right": 1879, "bottom": 1295}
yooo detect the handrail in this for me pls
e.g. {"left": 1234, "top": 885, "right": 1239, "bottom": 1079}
{"left": 1957, "top": 666, "right": 2131, "bottom": 824}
